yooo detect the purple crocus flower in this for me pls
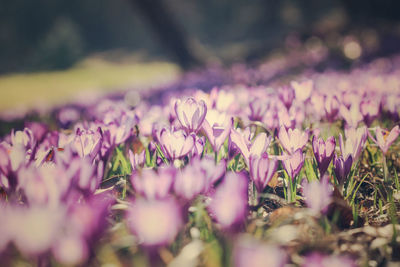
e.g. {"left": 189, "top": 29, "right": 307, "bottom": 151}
{"left": 368, "top": 125, "right": 400, "bottom": 154}
{"left": 72, "top": 127, "right": 102, "bottom": 162}
{"left": 158, "top": 128, "right": 195, "bottom": 160}
{"left": 174, "top": 97, "right": 207, "bottom": 133}
{"left": 174, "top": 164, "right": 207, "bottom": 201}
{"left": 339, "top": 126, "right": 367, "bottom": 162}
{"left": 360, "top": 98, "right": 380, "bottom": 126}
{"left": 230, "top": 129, "right": 271, "bottom": 166}
{"left": 333, "top": 154, "right": 353, "bottom": 184}
{"left": 202, "top": 109, "right": 233, "bottom": 152}
{"left": 278, "top": 85, "right": 295, "bottom": 110}
{"left": 249, "top": 153, "right": 278, "bottom": 193}
{"left": 324, "top": 94, "right": 340, "bottom": 122}
{"left": 126, "top": 198, "right": 182, "bottom": 247}
{"left": 129, "top": 149, "right": 146, "bottom": 170}
{"left": 302, "top": 252, "right": 357, "bottom": 267}
{"left": 291, "top": 79, "right": 313, "bottom": 102}
{"left": 339, "top": 103, "right": 363, "bottom": 128}
{"left": 131, "top": 167, "right": 175, "bottom": 199}
{"left": 281, "top": 149, "right": 305, "bottom": 179}
{"left": 312, "top": 136, "right": 336, "bottom": 176}
{"left": 233, "top": 235, "right": 287, "bottom": 267}
{"left": 278, "top": 126, "right": 309, "bottom": 154}
{"left": 208, "top": 172, "right": 248, "bottom": 229}
{"left": 302, "top": 175, "right": 332, "bottom": 215}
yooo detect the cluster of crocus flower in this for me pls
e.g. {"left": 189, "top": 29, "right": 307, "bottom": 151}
{"left": 0, "top": 53, "right": 399, "bottom": 266}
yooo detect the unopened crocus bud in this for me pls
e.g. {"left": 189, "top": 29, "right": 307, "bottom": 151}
{"left": 175, "top": 98, "right": 207, "bottom": 133}
{"left": 333, "top": 154, "right": 353, "bottom": 184}
{"left": 249, "top": 153, "right": 278, "bottom": 193}
{"left": 312, "top": 136, "right": 336, "bottom": 176}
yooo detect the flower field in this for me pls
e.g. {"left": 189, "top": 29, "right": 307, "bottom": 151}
{"left": 1, "top": 53, "right": 400, "bottom": 266}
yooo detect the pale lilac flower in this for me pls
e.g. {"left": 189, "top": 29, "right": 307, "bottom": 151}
{"left": 339, "top": 126, "right": 367, "bottom": 162}
{"left": 333, "top": 154, "right": 353, "bottom": 184}
{"left": 249, "top": 153, "right": 278, "bottom": 193}
{"left": 126, "top": 198, "right": 182, "bottom": 247}
{"left": 324, "top": 94, "right": 340, "bottom": 121}
{"left": 192, "top": 156, "right": 226, "bottom": 186}
{"left": 248, "top": 98, "right": 269, "bottom": 121}
{"left": 233, "top": 235, "right": 287, "bottom": 267}
{"left": 230, "top": 129, "right": 271, "bottom": 166}
{"left": 174, "top": 97, "right": 207, "bottom": 133}
{"left": 278, "top": 126, "right": 309, "bottom": 154}
{"left": 368, "top": 125, "right": 400, "bottom": 154}
{"left": 52, "top": 234, "right": 88, "bottom": 265}
{"left": 278, "top": 85, "right": 295, "bottom": 109}
{"left": 208, "top": 172, "right": 248, "bottom": 229}
{"left": 129, "top": 149, "right": 146, "bottom": 170}
{"left": 291, "top": 79, "right": 313, "bottom": 102}
{"left": 202, "top": 109, "right": 233, "bottom": 152}
{"left": 174, "top": 165, "right": 207, "bottom": 201}
{"left": 131, "top": 167, "right": 175, "bottom": 199}
{"left": 73, "top": 127, "right": 102, "bottom": 161}
{"left": 360, "top": 98, "right": 380, "bottom": 126}
{"left": 302, "top": 175, "right": 332, "bottom": 215}
{"left": 281, "top": 149, "right": 305, "bottom": 179}
{"left": 159, "top": 128, "right": 195, "bottom": 160}
{"left": 302, "top": 252, "right": 356, "bottom": 267}
{"left": 312, "top": 136, "right": 336, "bottom": 176}
{"left": 339, "top": 103, "right": 363, "bottom": 128}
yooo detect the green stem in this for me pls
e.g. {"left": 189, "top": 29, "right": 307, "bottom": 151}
{"left": 383, "top": 153, "right": 389, "bottom": 182}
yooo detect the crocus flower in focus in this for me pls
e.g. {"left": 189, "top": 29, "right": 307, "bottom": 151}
{"left": 368, "top": 125, "right": 400, "bottom": 154}
{"left": 175, "top": 97, "right": 207, "bottom": 133}
{"left": 333, "top": 154, "right": 353, "bottom": 184}
{"left": 302, "top": 252, "right": 356, "bottom": 267}
{"left": 281, "top": 149, "right": 305, "bottom": 179}
{"left": 302, "top": 175, "right": 332, "bottom": 215}
{"left": 126, "top": 198, "right": 182, "bottom": 247}
{"left": 278, "top": 126, "right": 309, "bottom": 154}
{"left": 230, "top": 129, "right": 271, "bottom": 166}
{"left": 312, "top": 136, "right": 336, "bottom": 176}
{"left": 339, "top": 126, "right": 367, "bottom": 162}
{"left": 159, "top": 128, "right": 195, "bottom": 160}
{"left": 208, "top": 172, "right": 248, "bottom": 229}
{"left": 202, "top": 109, "right": 233, "bottom": 152}
{"left": 249, "top": 153, "right": 278, "bottom": 193}
{"left": 233, "top": 235, "right": 287, "bottom": 267}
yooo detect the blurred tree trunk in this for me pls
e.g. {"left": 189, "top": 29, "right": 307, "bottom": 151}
{"left": 129, "top": 0, "right": 201, "bottom": 69}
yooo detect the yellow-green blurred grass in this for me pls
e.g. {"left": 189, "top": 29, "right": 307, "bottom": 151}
{"left": 0, "top": 58, "right": 180, "bottom": 112}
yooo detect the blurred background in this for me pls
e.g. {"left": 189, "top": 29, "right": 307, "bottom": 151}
{"left": 1, "top": 0, "right": 400, "bottom": 110}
